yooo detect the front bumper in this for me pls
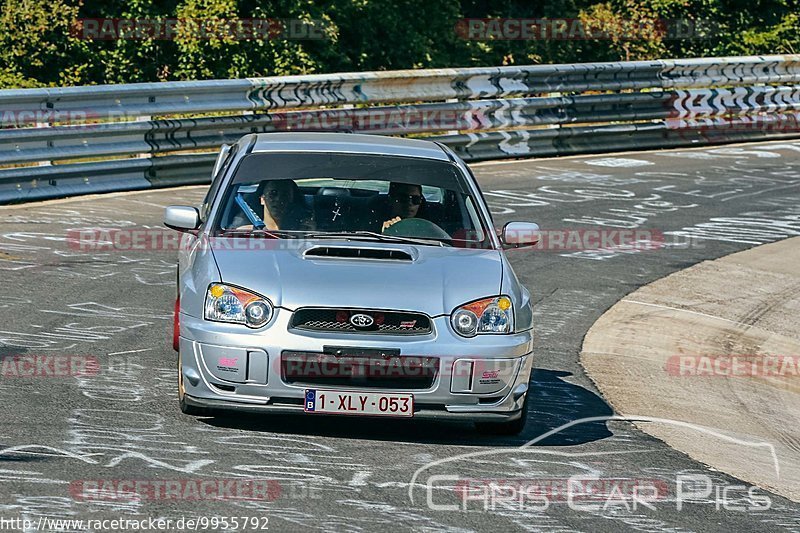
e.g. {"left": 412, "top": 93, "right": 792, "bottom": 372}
{"left": 179, "top": 310, "right": 534, "bottom": 421}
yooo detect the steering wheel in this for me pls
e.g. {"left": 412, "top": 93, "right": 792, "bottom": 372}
{"left": 383, "top": 218, "right": 451, "bottom": 240}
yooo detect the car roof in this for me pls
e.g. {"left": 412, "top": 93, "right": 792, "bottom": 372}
{"left": 248, "top": 133, "right": 451, "bottom": 162}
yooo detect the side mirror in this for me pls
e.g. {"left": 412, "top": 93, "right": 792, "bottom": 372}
{"left": 164, "top": 205, "right": 200, "bottom": 232}
{"left": 501, "top": 221, "right": 540, "bottom": 247}
{"left": 212, "top": 144, "right": 232, "bottom": 178}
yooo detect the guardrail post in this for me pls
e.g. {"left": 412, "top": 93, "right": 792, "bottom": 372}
{"left": 137, "top": 115, "right": 151, "bottom": 159}
{"left": 35, "top": 121, "right": 52, "bottom": 167}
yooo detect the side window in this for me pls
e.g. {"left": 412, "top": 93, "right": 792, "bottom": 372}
{"left": 200, "top": 146, "right": 238, "bottom": 222}
{"left": 464, "top": 197, "right": 485, "bottom": 241}
{"left": 465, "top": 166, "right": 494, "bottom": 226}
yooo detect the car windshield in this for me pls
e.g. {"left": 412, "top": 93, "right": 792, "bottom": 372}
{"left": 213, "top": 152, "right": 490, "bottom": 246}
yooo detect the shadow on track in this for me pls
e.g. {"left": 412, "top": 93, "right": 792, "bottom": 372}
{"left": 199, "top": 369, "right": 613, "bottom": 447}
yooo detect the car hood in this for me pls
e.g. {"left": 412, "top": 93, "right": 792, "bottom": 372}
{"left": 210, "top": 239, "right": 503, "bottom": 316}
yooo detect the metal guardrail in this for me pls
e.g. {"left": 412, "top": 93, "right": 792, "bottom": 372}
{"left": 1, "top": 55, "right": 800, "bottom": 204}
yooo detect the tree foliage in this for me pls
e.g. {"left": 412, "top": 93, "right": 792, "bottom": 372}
{"left": 0, "top": 0, "right": 797, "bottom": 88}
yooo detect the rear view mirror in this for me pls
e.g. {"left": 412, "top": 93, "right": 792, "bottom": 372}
{"left": 164, "top": 205, "right": 201, "bottom": 232}
{"left": 501, "top": 222, "right": 540, "bottom": 247}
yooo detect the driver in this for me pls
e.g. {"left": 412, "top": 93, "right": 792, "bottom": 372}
{"left": 258, "top": 179, "right": 314, "bottom": 230}
{"left": 381, "top": 182, "right": 424, "bottom": 231}
{"left": 232, "top": 179, "right": 314, "bottom": 231}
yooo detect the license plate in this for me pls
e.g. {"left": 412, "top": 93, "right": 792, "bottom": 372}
{"left": 303, "top": 389, "right": 414, "bottom": 417}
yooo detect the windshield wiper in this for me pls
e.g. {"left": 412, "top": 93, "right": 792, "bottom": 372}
{"left": 301, "top": 231, "right": 447, "bottom": 247}
{"left": 218, "top": 228, "right": 298, "bottom": 239}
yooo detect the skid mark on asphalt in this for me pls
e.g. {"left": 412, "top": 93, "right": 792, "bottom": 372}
{"left": 4, "top": 141, "right": 800, "bottom": 529}
{"left": 583, "top": 158, "right": 655, "bottom": 168}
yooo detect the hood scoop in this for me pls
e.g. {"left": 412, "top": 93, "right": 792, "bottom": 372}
{"left": 303, "top": 245, "right": 414, "bottom": 262}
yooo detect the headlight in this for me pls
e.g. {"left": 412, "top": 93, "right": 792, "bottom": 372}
{"left": 204, "top": 284, "right": 273, "bottom": 328}
{"left": 451, "top": 296, "right": 513, "bottom": 337}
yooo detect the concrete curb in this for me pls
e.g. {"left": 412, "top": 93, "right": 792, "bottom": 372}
{"left": 581, "top": 237, "right": 800, "bottom": 501}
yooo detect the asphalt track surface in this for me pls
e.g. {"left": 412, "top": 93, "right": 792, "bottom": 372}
{"left": 2, "top": 140, "right": 800, "bottom": 532}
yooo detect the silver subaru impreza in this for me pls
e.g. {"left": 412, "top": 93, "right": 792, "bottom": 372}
{"left": 165, "top": 133, "right": 540, "bottom": 434}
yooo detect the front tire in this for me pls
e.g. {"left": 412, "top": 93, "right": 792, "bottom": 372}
{"left": 475, "top": 393, "right": 529, "bottom": 435}
{"left": 179, "top": 393, "right": 207, "bottom": 416}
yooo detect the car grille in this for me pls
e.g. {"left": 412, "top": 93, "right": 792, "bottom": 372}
{"left": 290, "top": 308, "right": 432, "bottom": 335}
{"left": 281, "top": 351, "right": 439, "bottom": 390}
